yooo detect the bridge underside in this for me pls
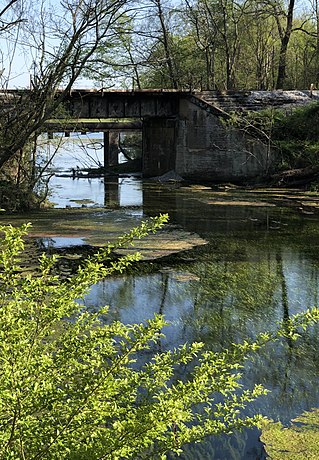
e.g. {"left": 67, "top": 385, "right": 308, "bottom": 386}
{"left": 55, "top": 90, "right": 279, "bottom": 181}
{"left": 45, "top": 120, "right": 142, "bottom": 133}
{"left": 44, "top": 119, "right": 143, "bottom": 169}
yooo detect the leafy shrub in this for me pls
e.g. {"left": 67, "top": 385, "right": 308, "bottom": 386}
{"left": 0, "top": 219, "right": 319, "bottom": 459}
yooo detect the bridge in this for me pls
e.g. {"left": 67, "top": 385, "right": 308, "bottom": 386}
{"left": 4, "top": 88, "right": 318, "bottom": 181}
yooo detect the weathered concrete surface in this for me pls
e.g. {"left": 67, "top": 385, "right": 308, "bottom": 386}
{"left": 173, "top": 98, "right": 270, "bottom": 182}
{"left": 194, "top": 89, "right": 319, "bottom": 113}
{"left": 173, "top": 90, "right": 319, "bottom": 182}
{"left": 142, "top": 117, "right": 177, "bottom": 177}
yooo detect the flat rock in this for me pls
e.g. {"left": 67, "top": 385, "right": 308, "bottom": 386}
{"left": 115, "top": 228, "right": 208, "bottom": 260}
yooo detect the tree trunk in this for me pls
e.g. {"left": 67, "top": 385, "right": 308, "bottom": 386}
{"left": 154, "top": 0, "right": 178, "bottom": 89}
{"left": 315, "top": 0, "right": 319, "bottom": 86}
{"left": 276, "top": 0, "right": 295, "bottom": 89}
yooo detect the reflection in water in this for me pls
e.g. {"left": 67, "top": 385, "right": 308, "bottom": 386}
{"left": 39, "top": 236, "right": 86, "bottom": 248}
{"left": 28, "top": 138, "right": 319, "bottom": 457}
{"left": 103, "top": 177, "right": 143, "bottom": 208}
{"left": 83, "top": 199, "right": 319, "bottom": 459}
{"left": 104, "top": 179, "right": 120, "bottom": 208}
{"left": 50, "top": 175, "right": 143, "bottom": 209}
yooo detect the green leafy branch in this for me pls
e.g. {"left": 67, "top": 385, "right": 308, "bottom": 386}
{"left": 0, "top": 219, "right": 319, "bottom": 459}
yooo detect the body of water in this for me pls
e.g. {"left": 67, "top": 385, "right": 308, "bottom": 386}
{"left": 6, "top": 135, "right": 319, "bottom": 458}
{"left": 82, "top": 184, "right": 319, "bottom": 459}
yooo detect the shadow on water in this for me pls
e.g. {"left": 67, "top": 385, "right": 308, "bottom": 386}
{"left": 4, "top": 135, "right": 319, "bottom": 458}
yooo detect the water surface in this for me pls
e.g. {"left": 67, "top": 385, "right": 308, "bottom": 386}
{"left": 4, "top": 136, "right": 319, "bottom": 459}
{"left": 82, "top": 185, "right": 319, "bottom": 458}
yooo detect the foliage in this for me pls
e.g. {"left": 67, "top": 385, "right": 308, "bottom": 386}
{"left": 273, "top": 103, "right": 319, "bottom": 141}
{"left": 261, "top": 409, "right": 319, "bottom": 459}
{"left": 1, "top": 218, "right": 319, "bottom": 458}
{"left": 119, "top": 132, "right": 143, "bottom": 160}
{"left": 274, "top": 140, "right": 319, "bottom": 170}
{"left": 0, "top": 216, "right": 259, "bottom": 459}
{"left": 0, "top": 180, "right": 38, "bottom": 212}
{"left": 135, "top": 0, "right": 319, "bottom": 91}
{"left": 225, "top": 104, "right": 319, "bottom": 171}
{"left": 226, "top": 108, "right": 283, "bottom": 143}
{"left": 140, "top": 33, "right": 206, "bottom": 90}
{"left": 272, "top": 103, "right": 319, "bottom": 170}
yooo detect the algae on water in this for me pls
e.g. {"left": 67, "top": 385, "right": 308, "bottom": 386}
{"left": 260, "top": 408, "right": 319, "bottom": 459}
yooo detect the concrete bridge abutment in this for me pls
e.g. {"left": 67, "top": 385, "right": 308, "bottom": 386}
{"left": 142, "top": 117, "right": 177, "bottom": 177}
{"left": 174, "top": 98, "right": 270, "bottom": 182}
{"left": 141, "top": 99, "right": 271, "bottom": 182}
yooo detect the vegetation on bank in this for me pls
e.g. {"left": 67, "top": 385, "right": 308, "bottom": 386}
{"left": 273, "top": 103, "right": 319, "bottom": 171}
{"left": 228, "top": 102, "right": 319, "bottom": 186}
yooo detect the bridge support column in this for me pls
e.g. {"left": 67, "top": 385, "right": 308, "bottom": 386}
{"left": 104, "top": 131, "right": 119, "bottom": 168}
{"left": 142, "top": 118, "right": 177, "bottom": 177}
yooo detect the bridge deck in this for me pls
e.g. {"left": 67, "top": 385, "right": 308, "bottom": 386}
{"left": 44, "top": 119, "right": 142, "bottom": 133}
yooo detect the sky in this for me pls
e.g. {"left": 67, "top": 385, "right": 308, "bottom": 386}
{"left": 0, "top": 35, "right": 94, "bottom": 89}
{"left": 0, "top": 0, "right": 97, "bottom": 89}
{"left": 1, "top": 0, "right": 147, "bottom": 89}
{"left": 0, "top": 39, "right": 30, "bottom": 88}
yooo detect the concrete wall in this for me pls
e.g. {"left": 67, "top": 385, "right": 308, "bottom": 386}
{"left": 175, "top": 99, "right": 271, "bottom": 182}
{"left": 142, "top": 117, "right": 177, "bottom": 177}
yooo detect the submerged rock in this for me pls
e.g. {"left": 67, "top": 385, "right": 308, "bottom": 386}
{"left": 151, "top": 170, "right": 184, "bottom": 182}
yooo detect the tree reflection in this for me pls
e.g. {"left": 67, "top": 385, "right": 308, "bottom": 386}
{"left": 82, "top": 233, "right": 319, "bottom": 459}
